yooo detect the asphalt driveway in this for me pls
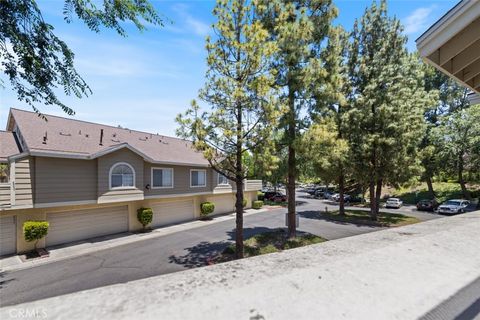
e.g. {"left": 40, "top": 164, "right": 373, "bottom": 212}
{"left": 0, "top": 191, "right": 441, "bottom": 307}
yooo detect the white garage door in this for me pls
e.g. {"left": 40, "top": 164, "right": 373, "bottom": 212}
{"left": 0, "top": 216, "right": 16, "bottom": 256}
{"left": 211, "top": 195, "right": 234, "bottom": 215}
{"left": 152, "top": 199, "right": 194, "bottom": 228}
{"left": 46, "top": 206, "right": 128, "bottom": 247}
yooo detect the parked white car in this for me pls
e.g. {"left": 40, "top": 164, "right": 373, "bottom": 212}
{"left": 437, "top": 199, "right": 470, "bottom": 215}
{"left": 385, "top": 198, "right": 403, "bottom": 209}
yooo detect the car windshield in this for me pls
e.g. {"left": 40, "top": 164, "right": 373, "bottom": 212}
{"left": 445, "top": 200, "right": 461, "bottom": 206}
{"left": 387, "top": 199, "right": 399, "bottom": 202}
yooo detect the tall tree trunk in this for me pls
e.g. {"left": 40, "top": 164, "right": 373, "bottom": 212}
{"left": 338, "top": 170, "right": 345, "bottom": 216}
{"left": 458, "top": 153, "right": 470, "bottom": 200}
{"left": 287, "top": 90, "right": 296, "bottom": 238}
{"left": 425, "top": 174, "right": 435, "bottom": 199}
{"left": 369, "top": 177, "right": 376, "bottom": 220}
{"left": 235, "top": 180, "right": 244, "bottom": 259}
{"left": 375, "top": 178, "right": 383, "bottom": 217}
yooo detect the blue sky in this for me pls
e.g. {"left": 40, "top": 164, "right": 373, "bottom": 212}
{"left": 0, "top": 0, "right": 457, "bottom": 136}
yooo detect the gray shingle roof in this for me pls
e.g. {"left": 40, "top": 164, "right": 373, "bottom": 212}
{"left": 0, "top": 131, "right": 20, "bottom": 161}
{"left": 9, "top": 108, "right": 209, "bottom": 166}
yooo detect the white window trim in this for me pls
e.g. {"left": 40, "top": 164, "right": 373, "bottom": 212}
{"left": 190, "top": 169, "right": 207, "bottom": 188}
{"left": 151, "top": 167, "right": 174, "bottom": 189}
{"left": 218, "top": 173, "right": 229, "bottom": 186}
{"left": 109, "top": 162, "right": 136, "bottom": 190}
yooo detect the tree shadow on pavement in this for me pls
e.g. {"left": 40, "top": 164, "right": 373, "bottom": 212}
{"left": 168, "top": 241, "right": 231, "bottom": 269}
{"left": 168, "top": 227, "right": 284, "bottom": 269}
{"left": 297, "top": 210, "right": 379, "bottom": 228}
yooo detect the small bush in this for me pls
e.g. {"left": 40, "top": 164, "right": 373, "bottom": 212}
{"left": 137, "top": 207, "right": 153, "bottom": 230}
{"left": 252, "top": 200, "right": 263, "bottom": 209}
{"left": 257, "top": 192, "right": 265, "bottom": 201}
{"left": 23, "top": 221, "right": 49, "bottom": 249}
{"left": 242, "top": 198, "right": 247, "bottom": 208}
{"left": 201, "top": 202, "right": 215, "bottom": 217}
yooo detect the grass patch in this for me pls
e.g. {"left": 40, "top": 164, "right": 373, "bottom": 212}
{"left": 322, "top": 209, "right": 420, "bottom": 227}
{"left": 217, "top": 229, "right": 327, "bottom": 262}
{"left": 264, "top": 200, "right": 288, "bottom": 207}
{"left": 391, "top": 182, "right": 479, "bottom": 204}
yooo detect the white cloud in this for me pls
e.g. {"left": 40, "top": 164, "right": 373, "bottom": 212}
{"left": 403, "top": 6, "right": 436, "bottom": 35}
{"left": 171, "top": 3, "right": 211, "bottom": 37}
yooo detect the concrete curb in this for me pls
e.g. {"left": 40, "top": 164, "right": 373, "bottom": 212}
{"left": 0, "top": 206, "right": 278, "bottom": 273}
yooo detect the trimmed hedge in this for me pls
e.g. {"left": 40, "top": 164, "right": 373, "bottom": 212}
{"left": 23, "top": 221, "right": 49, "bottom": 249}
{"left": 137, "top": 207, "right": 153, "bottom": 230}
{"left": 257, "top": 192, "right": 265, "bottom": 201}
{"left": 201, "top": 202, "right": 215, "bottom": 217}
{"left": 252, "top": 200, "right": 263, "bottom": 209}
{"left": 242, "top": 198, "right": 247, "bottom": 208}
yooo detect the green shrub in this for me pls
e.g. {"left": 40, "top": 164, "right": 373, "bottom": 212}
{"left": 137, "top": 207, "right": 153, "bottom": 230}
{"left": 23, "top": 221, "right": 49, "bottom": 249}
{"left": 201, "top": 202, "right": 215, "bottom": 217}
{"left": 242, "top": 198, "right": 247, "bottom": 208}
{"left": 252, "top": 200, "right": 263, "bottom": 209}
{"left": 257, "top": 192, "right": 265, "bottom": 201}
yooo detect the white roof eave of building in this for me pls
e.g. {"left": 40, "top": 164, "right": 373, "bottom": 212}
{"left": 416, "top": 0, "right": 480, "bottom": 57}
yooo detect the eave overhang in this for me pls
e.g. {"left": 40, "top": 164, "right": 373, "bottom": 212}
{"left": 416, "top": 0, "right": 480, "bottom": 94}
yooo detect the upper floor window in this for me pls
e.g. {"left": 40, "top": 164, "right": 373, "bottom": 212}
{"left": 218, "top": 173, "right": 229, "bottom": 185}
{"left": 190, "top": 169, "right": 206, "bottom": 187}
{"left": 110, "top": 162, "right": 135, "bottom": 189}
{"left": 152, "top": 168, "right": 174, "bottom": 188}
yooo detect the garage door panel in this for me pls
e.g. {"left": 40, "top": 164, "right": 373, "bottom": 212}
{"left": 152, "top": 200, "right": 194, "bottom": 228}
{"left": 46, "top": 206, "right": 128, "bottom": 247}
{"left": 211, "top": 195, "right": 234, "bottom": 215}
{"left": 0, "top": 216, "right": 16, "bottom": 256}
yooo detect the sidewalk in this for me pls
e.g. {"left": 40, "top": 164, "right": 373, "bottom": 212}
{"left": 0, "top": 206, "right": 275, "bottom": 273}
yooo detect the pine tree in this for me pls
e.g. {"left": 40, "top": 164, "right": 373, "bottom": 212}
{"left": 433, "top": 105, "right": 480, "bottom": 200}
{"left": 309, "top": 25, "right": 351, "bottom": 215}
{"left": 346, "top": 0, "right": 433, "bottom": 219}
{"left": 420, "top": 64, "right": 470, "bottom": 198}
{"left": 257, "top": 0, "right": 337, "bottom": 237}
{"left": 176, "top": 0, "right": 279, "bottom": 259}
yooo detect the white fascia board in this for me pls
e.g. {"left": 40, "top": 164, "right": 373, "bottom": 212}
{"left": 416, "top": 0, "right": 480, "bottom": 57}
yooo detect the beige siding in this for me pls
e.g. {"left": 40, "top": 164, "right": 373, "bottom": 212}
{"left": 34, "top": 157, "right": 97, "bottom": 204}
{"left": 0, "top": 183, "right": 10, "bottom": 206}
{"left": 14, "top": 157, "right": 34, "bottom": 206}
{"left": 144, "top": 163, "right": 212, "bottom": 197}
{"left": 98, "top": 149, "right": 144, "bottom": 203}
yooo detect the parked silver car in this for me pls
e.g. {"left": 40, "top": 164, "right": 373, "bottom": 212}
{"left": 385, "top": 198, "right": 403, "bottom": 209}
{"left": 437, "top": 199, "right": 470, "bottom": 215}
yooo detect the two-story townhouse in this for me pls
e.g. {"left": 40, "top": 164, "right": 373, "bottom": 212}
{"left": 0, "top": 108, "right": 261, "bottom": 256}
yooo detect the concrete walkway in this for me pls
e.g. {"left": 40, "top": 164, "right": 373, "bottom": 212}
{"left": 2, "top": 211, "right": 478, "bottom": 320}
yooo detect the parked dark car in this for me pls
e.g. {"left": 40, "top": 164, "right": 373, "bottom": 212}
{"left": 272, "top": 193, "right": 287, "bottom": 202}
{"left": 416, "top": 199, "right": 439, "bottom": 211}
{"left": 264, "top": 192, "right": 287, "bottom": 202}
{"left": 346, "top": 195, "right": 363, "bottom": 203}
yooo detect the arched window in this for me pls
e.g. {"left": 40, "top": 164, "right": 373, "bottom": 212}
{"left": 109, "top": 162, "right": 135, "bottom": 189}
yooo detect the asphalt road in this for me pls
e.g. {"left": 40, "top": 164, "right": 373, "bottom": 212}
{"left": 0, "top": 191, "right": 441, "bottom": 307}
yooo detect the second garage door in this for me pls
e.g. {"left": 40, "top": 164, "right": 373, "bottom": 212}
{"left": 0, "top": 216, "right": 16, "bottom": 256}
{"left": 211, "top": 194, "right": 234, "bottom": 215}
{"left": 46, "top": 206, "right": 129, "bottom": 247}
{"left": 151, "top": 199, "right": 194, "bottom": 228}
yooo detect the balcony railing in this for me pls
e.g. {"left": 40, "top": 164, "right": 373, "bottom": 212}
{"left": 244, "top": 180, "right": 262, "bottom": 191}
{"left": 0, "top": 183, "right": 11, "bottom": 207}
